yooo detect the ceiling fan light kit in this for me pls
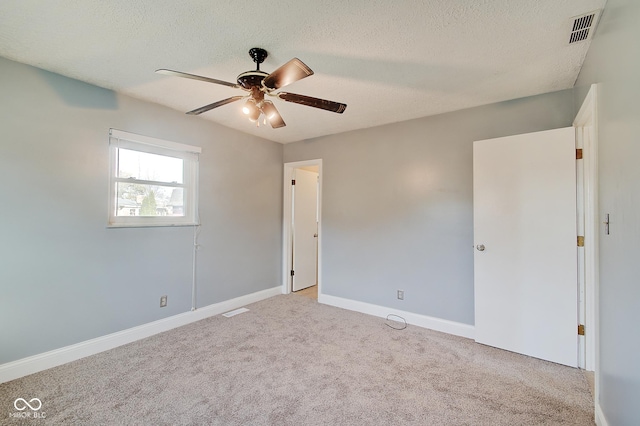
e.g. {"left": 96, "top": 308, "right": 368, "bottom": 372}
{"left": 156, "top": 48, "right": 347, "bottom": 129}
{"left": 242, "top": 99, "right": 260, "bottom": 122}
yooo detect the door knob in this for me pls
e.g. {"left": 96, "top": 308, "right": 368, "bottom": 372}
{"left": 476, "top": 244, "right": 485, "bottom": 251}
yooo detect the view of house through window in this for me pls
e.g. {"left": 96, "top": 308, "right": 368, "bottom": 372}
{"left": 116, "top": 149, "right": 185, "bottom": 217}
{"left": 108, "top": 129, "right": 200, "bottom": 227}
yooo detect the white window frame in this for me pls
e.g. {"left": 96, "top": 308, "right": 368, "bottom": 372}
{"left": 108, "top": 129, "right": 201, "bottom": 228}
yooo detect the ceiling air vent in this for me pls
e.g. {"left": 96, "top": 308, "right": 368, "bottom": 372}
{"left": 569, "top": 10, "right": 600, "bottom": 44}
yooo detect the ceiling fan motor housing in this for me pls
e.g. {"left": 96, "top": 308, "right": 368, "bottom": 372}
{"left": 238, "top": 48, "right": 269, "bottom": 89}
{"left": 237, "top": 70, "right": 268, "bottom": 90}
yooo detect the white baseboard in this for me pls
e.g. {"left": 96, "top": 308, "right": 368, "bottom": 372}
{"left": 595, "top": 402, "right": 609, "bottom": 426}
{"left": 0, "top": 286, "right": 282, "bottom": 384}
{"left": 318, "top": 294, "right": 475, "bottom": 339}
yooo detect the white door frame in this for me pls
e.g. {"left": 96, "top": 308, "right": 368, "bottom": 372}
{"left": 282, "top": 159, "right": 323, "bottom": 295}
{"left": 573, "top": 84, "right": 599, "bottom": 383}
{"left": 573, "top": 83, "right": 599, "bottom": 372}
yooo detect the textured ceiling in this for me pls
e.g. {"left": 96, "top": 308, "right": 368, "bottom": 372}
{"left": 0, "top": 0, "right": 606, "bottom": 143}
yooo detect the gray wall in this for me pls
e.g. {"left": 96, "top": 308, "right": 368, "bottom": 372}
{"left": 0, "top": 57, "right": 283, "bottom": 364}
{"left": 284, "top": 90, "right": 575, "bottom": 325}
{"left": 575, "top": 0, "right": 640, "bottom": 424}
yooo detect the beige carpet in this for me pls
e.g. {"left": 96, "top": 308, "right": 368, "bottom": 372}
{"left": 0, "top": 295, "right": 594, "bottom": 425}
{"left": 293, "top": 284, "right": 318, "bottom": 299}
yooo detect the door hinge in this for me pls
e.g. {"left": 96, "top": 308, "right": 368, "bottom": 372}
{"left": 577, "top": 236, "right": 585, "bottom": 247}
{"left": 578, "top": 324, "right": 585, "bottom": 336}
{"left": 291, "top": 179, "right": 296, "bottom": 185}
{"left": 290, "top": 270, "right": 295, "bottom": 276}
{"left": 576, "top": 149, "right": 583, "bottom": 160}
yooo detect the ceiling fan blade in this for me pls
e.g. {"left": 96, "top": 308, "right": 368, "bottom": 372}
{"left": 263, "top": 58, "right": 313, "bottom": 90}
{"left": 156, "top": 69, "right": 239, "bottom": 88}
{"left": 260, "top": 101, "right": 286, "bottom": 128}
{"left": 186, "top": 96, "right": 245, "bottom": 115}
{"left": 277, "top": 92, "right": 347, "bottom": 114}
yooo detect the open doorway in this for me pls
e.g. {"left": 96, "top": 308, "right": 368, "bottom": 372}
{"left": 283, "top": 160, "right": 322, "bottom": 299}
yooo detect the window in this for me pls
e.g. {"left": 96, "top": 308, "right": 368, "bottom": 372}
{"left": 108, "top": 129, "right": 200, "bottom": 227}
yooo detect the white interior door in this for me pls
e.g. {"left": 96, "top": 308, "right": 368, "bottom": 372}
{"left": 292, "top": 169, "right": 318, "bottom": 291}
{"left": 473, "top": 127, "right": 578, "bottom": 367}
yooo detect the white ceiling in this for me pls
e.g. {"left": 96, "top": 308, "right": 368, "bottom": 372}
{"left": 0, "top": 0, "right": 606, "bottom": 144}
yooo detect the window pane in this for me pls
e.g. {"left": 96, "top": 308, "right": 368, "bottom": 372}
{"left": 116, "top": 183, "right": 184, "bottom": 217}
{"left": 117, "top": 148, "right": 183, "bottom": 184}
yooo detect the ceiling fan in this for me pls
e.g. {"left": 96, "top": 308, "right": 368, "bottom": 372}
{"left": 156, "top": 48, "right": 347, "bottom": 129}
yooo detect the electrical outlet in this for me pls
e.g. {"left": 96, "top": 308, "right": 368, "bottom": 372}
{"left": 160, "top": 295, "right": 167, "bottom": 307}
{"left": 397, "top": 290, "right": 404, "bottom": 300}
